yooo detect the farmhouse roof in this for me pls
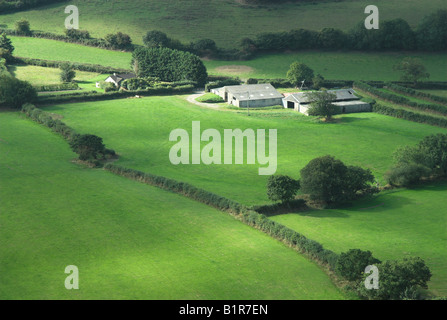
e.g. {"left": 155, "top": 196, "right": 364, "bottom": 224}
{"left": 224, "top": 84, "right": 283, "bottom": 101}
{"left": 284, "top": 88, "right": 359, "bottom": 104}
{"left": 107, "top": 73, "right": 136, "bottom": 83}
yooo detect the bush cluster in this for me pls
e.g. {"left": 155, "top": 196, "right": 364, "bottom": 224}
{"left": 385, "top": 133, "right": 447, "bottom": 187}
{"left": 205, "top": 78, "right": 241, "bottom": 92}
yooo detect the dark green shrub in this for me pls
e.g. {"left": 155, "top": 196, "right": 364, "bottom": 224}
{"left": 266, "top": 175, "right": 300, "bottom": 203}
{"left": 69, "top": 134, "right": 106, "bottom": 160}
{"left": 336, "top": 249, "right": 381, "bottom": 281}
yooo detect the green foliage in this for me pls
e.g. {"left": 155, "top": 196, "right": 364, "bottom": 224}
{"left": 389, "top": 133, "right": 447, "bottom": 185}
{"left": 15, "top": 19, "right": 31, "bottom": 35}
{"left": 300, "top": 155, "right": 377, "bottom": 204}
{"left": 354, "top": 81, "right": 447, "bottom": 116}
{"left": 266, "top": 175, "right": 300, "bottom": 204}
{"left": 205, "top": 78, "right": 242, "bottom": 92}
{"left": 385, "top": 163, "right": 431, "bottom": 187}
{"left": 359, "top": 257, "right": 432, "bottom": 300}
{"left": 143, "top": 30, "right": 170, "bottom": 48}
{"left": 416, "top": 10, "right": 447, "bottom": 51}
{"left": 65, "top": 29, "right": 91, "bottom": 40}
{"left": 306, "top": 90, "right": 339, "bottom": 120}
{"left": 387, "top": 83, "right": 447, "bottom": 105}
{"left": 0, "top": 74, "right": 37, "bottom": 108}
{"left": 0, "top": 32, "right": 14, "bottom": 62}
{"left": 105, "top": 32, "right": 133, "bottom": 50}
{"left": 33, "top": 82, "right": 79, "bottom": 92}
{"left": 59, "top": 63, "right": 76, "bottom": 83}
{"left": 394, "top": 58, "right": 430, "bottom": 85}
{"left": 312, "top": 74, "right": 325, "bottom": 90}
{"left": 336, "top": 249, "right": 381, "bottom": 282}
{"left": 372, "top": 103, "right": 447, "bottom": 128}
{"left": 132, "top": 46, "right": 208, "bottom": 86}
{"left": 69, "top": 134, "right": 106, "bottom": 161}
{"left": 286, "top": 62, "right": 314, "bottom": 87}
{"left": 98, "top": 81, "right": 117, "bottom": 92}
{"left": 195, "top": 93, "right": 224, "bottom": 103}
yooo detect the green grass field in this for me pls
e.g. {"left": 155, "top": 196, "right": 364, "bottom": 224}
{"left": 42, "top": 95, "right": 446, "bottom": 206}
{"left": 418, "top": 90, "right": 447, "bottom": 99}
{"left": 0, "top": 111, "right": 346, "bottom": 299}
{"left": 270, "top": 183, "right": 447, "bottom": 296}
{"left": 9, "top": 64, "right": 100, "bottom": 87}
{"left": 0, "top": 0, "right": 445, "bottom": 47}
{"left": 10, "top": 36, "right": 133, "bottom": 70}
{"left": 9, "top": 36, "right": 447, "bottom": 81}
{"left": 204, "top": 52, "right": 447, "bottom": 81}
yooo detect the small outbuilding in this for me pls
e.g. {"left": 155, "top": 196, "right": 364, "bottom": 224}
{"left": 283, "top": 88, "right": 371, "bottom": 115}
{"left": 211, "top": 84, "right": 284, "bottom": 108}
{"left": 105, "top": 73, "right": 136, "bottom": 88}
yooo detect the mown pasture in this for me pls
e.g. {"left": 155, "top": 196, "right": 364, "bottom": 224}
{"left": 271, "top": 183, "right": 447, "bottom": 296}
{"left": 0, "top": 111, "right": 346, "bottom": 299}
{"left": 9, "top": 37, "right": 447, "bottom": 81}
{"left": 42, "top": 95, "right": 446, "bottom": 206}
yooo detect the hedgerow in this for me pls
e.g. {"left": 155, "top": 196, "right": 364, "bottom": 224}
{"left": 37, "top": 84, "right": 195, "bottom": 104}
{"left": 15, "top": 57, "right": 132, "bottom": 74}
{"left": 386, "top": 83, "right": 447, "bottom": 105}
{"left": 354, "top": 81, "right": 447, "bottom": 116}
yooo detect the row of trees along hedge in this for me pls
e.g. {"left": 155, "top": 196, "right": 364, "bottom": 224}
{"left": 14, "top": 56, "right": 132, "bottom": 74}
{"left": 386, "top": 83, "right": 447, "bottom": 105}
{"left": 385, "top": 133, "right": 447, "bottom": 187}
{"left": 132, "top": 47, "right": 208, "bottom": 86}
{"left": 21, "top": 103, "right": 116, "bottom": 163}
{"left": 0, "top": 26, "right": 134, "bottom": 51}
{"left": 36, "top": 84, "right": 195, "bottom": 104}
{"left": 0, "top": 0, "right": 66, "bottom": 13}
{"left": 205, "top": 78, "right": 242, "bottom": 92}
{"left": 239, "top": 10, "right": 447, "bottom": 54}
{"left": 266, "top": 156, "right": 378, "bottom": 206}
{"left": 354, "top": 81, "right": 447, "bottom": 116}
{"left": 33, "top": 82, "right": 79, "bottom": 92}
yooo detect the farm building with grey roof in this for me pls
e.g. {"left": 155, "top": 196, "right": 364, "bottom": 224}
{"left": 283, "top": 88, "right": 371, "bottom": 115}
{"left": 211, "top": 84, "right": 284, "bottom": 108}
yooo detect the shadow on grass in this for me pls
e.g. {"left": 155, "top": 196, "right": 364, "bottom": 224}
{"left": 337, "top": 116, "right": 371, "bottom": 123}
{"left": 6, "top": 65, "right": 17, "bottom": 77}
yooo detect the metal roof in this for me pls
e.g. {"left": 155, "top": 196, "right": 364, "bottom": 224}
{"left": 224, "top": 84, "right": 284, "bottom": 101}
{"left": 284, "top": 88, "right": 360, "bottom": 104}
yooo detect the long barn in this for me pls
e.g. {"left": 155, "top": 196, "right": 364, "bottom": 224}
{"left": 283, "top": 88, "right": 371, "bottom": 115}
{"left": 211, "top": 84, "right": 284, "bottom": 108}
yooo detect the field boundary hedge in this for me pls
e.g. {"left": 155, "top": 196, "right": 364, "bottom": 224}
{"left": 354, "top": 81, "right": 447, "bottom": 117}
{"left": 104, "top": 163, "right": 341, "bottom": 272}
{"left": 33, "top": 83, "right": 79, "bottom": 92}
{"left": 18, "top": 104, "right": 344, "bottom": 280}
{"left": 386, "top": 83, "right": 447, "bottom": 105}
{"left": 36, "top": 84, "right": 195, "bottom": 104}
{"left": 14, "top": 57, "right": 132, "bottom": 74}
